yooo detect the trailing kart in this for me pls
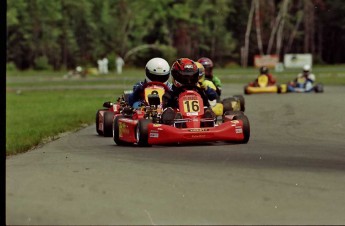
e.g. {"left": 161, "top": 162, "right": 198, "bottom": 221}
{"left": 244, "top": 74, "right": 280, "bottom": 94}
{"left": 96, "top": 81, "right": 170, "bottom": 137}
{"left": 113, "top": 87, "right": 250, "bottom": 147}
{"left": 278, "top": 77, "right": 324, "bottom": 93}
{"left": 95, "top": 90, "right": 132, "bottom": 137}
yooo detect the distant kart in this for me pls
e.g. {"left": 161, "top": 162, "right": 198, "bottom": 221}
{"left": 244, "top": 74, "right": 279, "bottom": 94}
{"left": 113, "top": 86, "right": 250, "bottom": 147}
{"left": 278, "top": 77, "right": 324, "bottom": 93}
{"left": 95, "top": 90, "right": 132, "bottom": 137}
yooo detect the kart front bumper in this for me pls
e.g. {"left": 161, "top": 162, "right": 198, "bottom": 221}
{"left": 147, "top": 121, "right": 245, "bottom": 145}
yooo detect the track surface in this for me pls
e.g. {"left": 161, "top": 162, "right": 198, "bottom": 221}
{"left": 6, "top": 84, "right": 345, "bottom": 225}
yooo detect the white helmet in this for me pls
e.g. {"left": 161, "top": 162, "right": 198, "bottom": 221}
{"left": 303, "top": 64, "right": 311, "bottom": 72}
{"left": 145, "top": 57, "right": 170, "bottom": 84}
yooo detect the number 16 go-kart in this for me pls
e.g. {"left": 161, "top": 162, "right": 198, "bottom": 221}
{"left": 113, "top": 87, "right": 250, "bottom": 147}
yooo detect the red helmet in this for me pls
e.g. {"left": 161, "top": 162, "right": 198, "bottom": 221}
{"left": 197, "top": 57, "right": 213, "bottom": 78}
{"left": 171, "top": 58, "right": 199, "bottom": 87}
{"left": 197, "top": 57, "right": 214, "bottom": 68}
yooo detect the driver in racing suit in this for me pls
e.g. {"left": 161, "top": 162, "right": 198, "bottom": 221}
{"left": 128, "top": 57, "right": 172, "bottom": 108}
{"left": 195, "top": 61, "right": 218, "bottom": 102}
{"left": 249, "top": 66, "right": 277, "bottom": 87}
{"left": 288, "top": 64, "right": 315, "bottom": 92}
{"left": 197, "top": 57, "right": 222, "bottom": 97}
{"left": 161, "top": 58, "right": 215, "bottom": 125}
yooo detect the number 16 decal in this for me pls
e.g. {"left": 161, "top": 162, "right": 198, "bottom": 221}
{"left": 183, "top": 100, "right": 200, "bottom": 112}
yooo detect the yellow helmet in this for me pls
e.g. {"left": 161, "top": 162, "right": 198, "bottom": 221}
{"left": 195, "top": 61, "right": 205, "bottom": 82}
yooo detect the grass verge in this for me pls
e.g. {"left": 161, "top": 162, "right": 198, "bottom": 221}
{"left": 6, "top": 89, "right": 121, "bottom": 155}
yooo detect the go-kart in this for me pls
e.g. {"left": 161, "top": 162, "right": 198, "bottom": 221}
{"left": 278, "top": 77, "right": 324, "bottom": 93}
{"left": 95, "top": 90, "right": 132, "bottom": 137}
{"left": 113, "top": 85, "right": 250, "bottom": 147}
{"left": 96, "top": 81, "right": 170, "bottom": 137}
{"left": 244, "top": 74, "right": 279, "bottom": 94}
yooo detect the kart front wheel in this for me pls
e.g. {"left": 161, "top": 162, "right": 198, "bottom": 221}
{"left": 103, "top": 111, "right": 114, "bottom": 137}
{"left": 234, "top": 114, "right": 250, "bottom": 143}
{"left": 136, "top": 119, "right": 152, "bottom": 147}
{"left": 96, "top": 109, "right": 107, "bottom": 136}
{"left": 244, "top": 85, "right": 250, "bottom": 95}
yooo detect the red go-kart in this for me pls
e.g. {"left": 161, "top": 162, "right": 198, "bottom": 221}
{"left": 113, "top": 85, "right": 250, "bottom": 146}
{"left": 95, "top": 90, "right": 132, "bottom": 137}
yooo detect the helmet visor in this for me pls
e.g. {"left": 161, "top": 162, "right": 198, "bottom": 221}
{"left": 146, "top": 68, "right": 170, "bottom": 83}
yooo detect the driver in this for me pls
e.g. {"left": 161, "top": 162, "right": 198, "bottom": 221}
{"left": 197, "top": 57, "right": 222, "bottom": 96}
{"left": 128, "top": 57, "right": 172, "bottom": 108}
{"left": 161, "top": 58, "right": 215, "bottom": 125}
{"left": 288, "top": 64, "right": 315, "bottom": 92}
{"left": 195, "top": 61, "right": 218, "bottom": 102}
{"left": 250, "top": 66, "right": 277, "bottom": 87}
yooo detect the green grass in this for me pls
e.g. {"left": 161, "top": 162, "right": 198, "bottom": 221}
{"left": 6, "top": 65, "right": 345, "bottom": 155}
{"left": 6, "top": 89, "right": 122, "bottom": 155}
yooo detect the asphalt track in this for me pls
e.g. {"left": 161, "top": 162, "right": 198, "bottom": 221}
{"left": 6, "top": 84, "right": 345, "bottom": 225}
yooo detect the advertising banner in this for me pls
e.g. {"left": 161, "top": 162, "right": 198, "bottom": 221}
{"left": 284, "top": 54, "right": 312, "bottom": 68}
{"left": 254, "top": 55, "right": 279, "bottom": 68}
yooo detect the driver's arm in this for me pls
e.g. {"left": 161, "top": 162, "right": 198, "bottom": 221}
{"left": 128, "top": 82, "right": 144, "bottom": 106}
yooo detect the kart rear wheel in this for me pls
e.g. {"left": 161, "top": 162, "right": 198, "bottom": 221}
{"left": 96, "top": 109, "right": 107, "bottom": 136}
{"left": 234, "top": 114, "right": 250, "bottom": 143}
{"left": 103, "top": 111, "right": 114, "bottom": 137}
{"left": 113, "top": 116, "right": 130, "bottom": 146}
{"left": 222, "top": 97, "right": 236, "bottom": 112}
{"left": 314, "top": 83, "right": 324, "bottom": 93}
{"left": 233, "top": 95, "right": 245, "bottom": 112}
{"left": 136, "top": 119, "right": 152, "bottom": 147}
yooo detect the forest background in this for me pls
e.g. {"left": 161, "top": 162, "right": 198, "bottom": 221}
{"left": 6, "top": 0, "right": 345, "bottom": 71}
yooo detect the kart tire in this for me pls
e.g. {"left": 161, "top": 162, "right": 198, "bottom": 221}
{"left": 222, "top": 97, "right": 236, "bottom": 112}
{"left": 136, "top": 119, "right": 152, "bottom": 147}
{"left": 233, "top": 114, "right": 250, "bottom": 143}
{"left": 103, "top": 111, "right": 114, "bottom": 137}
{"left": 96, "top": 109, "right": 107, "bottom": 136}
{"left": 314, "top": 83, "right": 324, "bottom": 93}
{"left": 113, "top": 116, "right": 130, "bottom": 146}
{"left": 224, "top": 111, "right": 244, "bottom": 117}
{"left": 233, "top": 95, "right": 245, "bottom": 112}
{"left": 244, "top": 85, "right": 250, "bottom": 95}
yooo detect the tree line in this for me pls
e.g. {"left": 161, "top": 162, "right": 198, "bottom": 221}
{"left": 6, "top": 0, "right": 345, "bottom": 70}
